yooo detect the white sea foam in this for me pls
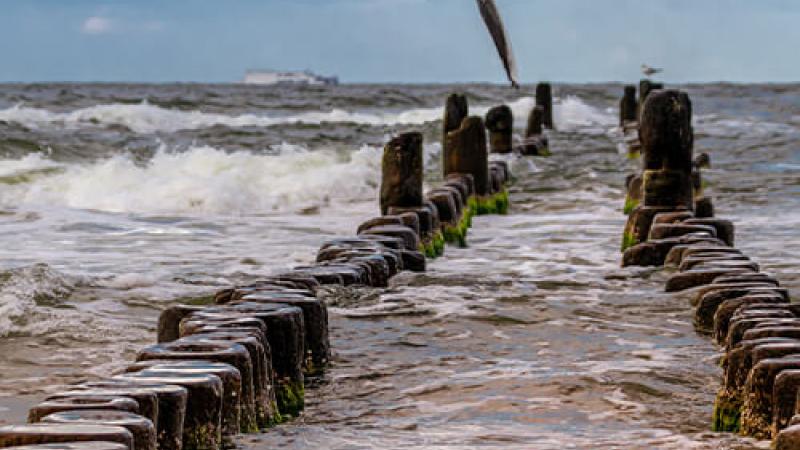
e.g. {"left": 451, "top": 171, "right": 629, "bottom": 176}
{"left": 0, "top": 264, "right": 78, "bottom": 337}
{"left": 0, "top": 96, "right": 614, "bottom": 134}
{"left": 0, "top": 142, "right": 441, "bottom": 215}
{"left": 0, "top": 153, "right": 62, "bottom": 178}
{"left": 555, "top": 96, "right": 617, "bottom": 132}
{"left": 0, "top": 102, "right": 444, "bottom": 133}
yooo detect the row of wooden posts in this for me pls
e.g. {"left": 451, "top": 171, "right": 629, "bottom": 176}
{"left": 0, "top": 87, "right": 555, "bottom": 450}
{"left": 620, "top": 84, "right": 800, "bottom": 449}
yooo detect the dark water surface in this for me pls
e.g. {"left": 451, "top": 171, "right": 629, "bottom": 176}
{"left": 1, "top": 83, "right": 798, "bottom": 449}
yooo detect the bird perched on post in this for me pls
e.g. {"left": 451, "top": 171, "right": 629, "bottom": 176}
{"left": 641, "top": 64, "right": 663, "bottom": 77}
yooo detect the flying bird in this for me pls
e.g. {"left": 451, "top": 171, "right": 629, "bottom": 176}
{"left": 641, "top": 64, "right": 663, "bottom": 77}
{"left": 477, "top": 0, "right": 519, "bottom": 89}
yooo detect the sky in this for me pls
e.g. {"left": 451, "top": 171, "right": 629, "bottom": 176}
{"left": 0, "top": 0, "right": 798, "bottom": 83}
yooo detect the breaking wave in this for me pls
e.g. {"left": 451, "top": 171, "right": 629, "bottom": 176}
{"left": 0, "top": 143, "right": 444, "bottom": 215}
{"left": 0, "top": 96, "right": 614, "bottom": 134}
{"left": 0, "top": 264, "right": 80, "bottom": 337}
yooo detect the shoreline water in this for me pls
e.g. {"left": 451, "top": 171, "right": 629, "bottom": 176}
{"left": 0, "top": 83, "right": 798, "bottom": 447}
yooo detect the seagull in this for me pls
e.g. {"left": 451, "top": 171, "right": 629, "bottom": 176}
{"left": 641, "top": 64, "right": 663, "bottom": 77}
{"left": 477, "top": 0, "right": 519, "bottom": 89}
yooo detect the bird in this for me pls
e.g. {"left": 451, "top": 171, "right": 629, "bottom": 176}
{"left": 477, "top": 0, "right": 519, "bottom": 89}
{"left": 641, "top": 64, "right": 663, "bottom": 77}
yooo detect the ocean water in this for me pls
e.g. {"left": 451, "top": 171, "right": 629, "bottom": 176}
{"left": 0, "top": 82, "right": 799, "bottom": 449}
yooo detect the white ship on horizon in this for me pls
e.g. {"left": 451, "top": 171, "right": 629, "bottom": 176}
{"left": 243, "top": 69, "right": 338, "bottom": 86}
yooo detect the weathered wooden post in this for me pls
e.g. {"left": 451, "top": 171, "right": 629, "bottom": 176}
{"left": 526, "top": 105, "right": 543, "bottom": 136}
{"left": 535, "top": 82, "right": 554, "bottom": 129}
{"left": 379, "top": 132, "right": 423, "bottom": 215}
{"left": 622, "top": 89, "right": 694, "bottom": 251}
{"left": 442, "top": 93, "right": 468, "bottom": 155}
{"left": 445, "top": 116, "right": 507, "bottom": 214}
{"left": 620, "top": 85, "right": 637, "bottom": 126}
{"left": 40, "top": 411, "right": 157, "bottom": 450}
{"left": 485, "top": 105, "right": 513, "bottom": 154}
{"left": 444, "top": 116, "right": 490, "bottom": 196}
{"left": 0, "top": 424, "right": 135, "bottom": 449}
{"left": 377, "top": 131, "right": 445, "bottom": 257}
{"left": 520, "top": 105, "right": 550, "bottom": 156}
{"left": 637, "top": 79, "right": 663, "bottom": 119}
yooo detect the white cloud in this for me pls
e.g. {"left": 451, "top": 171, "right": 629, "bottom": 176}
{"left": 82, "top": 16, "right": 114, "bottom": 35}
{"left": 80, "top": 16, "right": 165, "bottom": 35}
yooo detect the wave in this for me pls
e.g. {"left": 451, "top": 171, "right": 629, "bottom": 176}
{"left": 555, "top": 96, "right": 617, "bottom": 133}
{"left": 0, "top": 263, "right": 80, "bottom": 337}
{"left": 0, "top": 143, "right": 435, "bottom": 215}
{"left": 0, "top": 96, "right": 614, "bottom": 134}
{"left": 694, "top": 113, "right": 798, "bottom": 138}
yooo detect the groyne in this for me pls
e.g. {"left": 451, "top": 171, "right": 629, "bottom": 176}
{"left": 620, "top": 83, "right": 800, "bottom": 448}
{"left": 0, "top": 91, "right": 552, "bottom": 450}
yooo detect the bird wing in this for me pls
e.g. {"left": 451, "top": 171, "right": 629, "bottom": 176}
{"left": 477, "top": 0, "right": 519, "bottom": 88}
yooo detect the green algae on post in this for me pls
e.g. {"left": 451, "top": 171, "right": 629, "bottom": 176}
{"left": 712, "top": 388, "right": 741, "bottom": 432}
{"left": 421, "top": 230, "right": 445, "bottom": 258}
{"left": 623, "top": 196, "right": 638, "bottom": 215}
{"left": 442, "top": 223, "right": 466, "bottom": 248}
{"left": 276, "top": 380, "right": 305, "bottom": 418}
{"left": 473, "top": 190, "right": 509, "bottom": 216}
{"left": 620, "top": 231, "right": 637, "bottom": 252}
{"left": 432, "top": 230, "right": 445, "bottom": 255}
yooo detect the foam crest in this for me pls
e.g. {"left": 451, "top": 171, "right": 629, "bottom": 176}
{"left": 0, "top": 153, "right": 62, "bottom": 178}
{"left": 0, "top": 143, "right": 441, "bottom": 215}
{"left": 554, "top": 96, "right": 617, "bottom": 132}
{"left": 0, "top": 102, "right": 446, "bottom": 133}
{"left": 0, "top": 264, "right": 78, "bottom": 337}
{"left": 0, "top": 95, "right": 611, "bottom": 135}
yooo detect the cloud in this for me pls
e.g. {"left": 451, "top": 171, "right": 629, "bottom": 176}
{"left": 80, "top": 16, "right": 165, "bottom": 35}
{"left": 82, "top": 16, "right": 113, "bottom": 35}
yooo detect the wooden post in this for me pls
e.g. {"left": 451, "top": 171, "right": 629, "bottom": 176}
{"left": 380, "top": 132, "right": 424, "bottom": 215}
{"left": 535, "top": 82, "right": 554, "bottom": 129}
{"left": 485, "top": 105, "right": 513, "bottom": 154}
{"left": 620, "top": 85, "right": 637, "bottom": 126}
{"left": 622, "top": 89, "right": 694, "bottom": 251}
{"left": 519, "top": 105, "right": 549, "bottom": 156}
{"left": 638, "top": 79, "right": 663, "bottom": 119}
{"left": 526, "top": 105, "right": 544, "bottom": 137}
{"left": 444, "top": 116, "right": 490, "bottom": 196}
{"left": 640, "top": 90, "right": 693, "bottom": 176}
{"left": 442, "top": 93, "right": 468, "bottom": 157}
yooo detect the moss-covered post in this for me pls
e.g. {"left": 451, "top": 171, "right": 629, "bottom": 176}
{"left": 485, "top": 105, "right": 513, "bottom": 154}
{"left": 379, "top": 132, "right": 423, "bottom": 215}
{"left": 620, "top": 85, "right": 637, "bottom": 126}
{"left": 445, "top": 116, "right": 506, "bottom": 214}
{"left": 443, "top": 93, "right": 468, "bottom": 157}
{"left": 535, "top": 82, "right": 554, "bottom": 129}
{"left": 622, "top": 89, "right": 693, "bottom": 251}
{"left": 444, "top": 116, "right": 490, "bottom": 196}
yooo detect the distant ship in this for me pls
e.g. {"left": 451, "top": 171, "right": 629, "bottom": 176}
{"left": 243, "top": 70, "right": 339, "bottom": 86}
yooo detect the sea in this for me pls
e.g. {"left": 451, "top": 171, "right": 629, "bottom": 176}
{"left": 1, "top": 82, "right": 799, "bottom": 449}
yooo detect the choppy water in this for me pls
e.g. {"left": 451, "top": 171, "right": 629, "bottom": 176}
{"left": 0, "top": 82, "right": 799, "bottom": 449}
